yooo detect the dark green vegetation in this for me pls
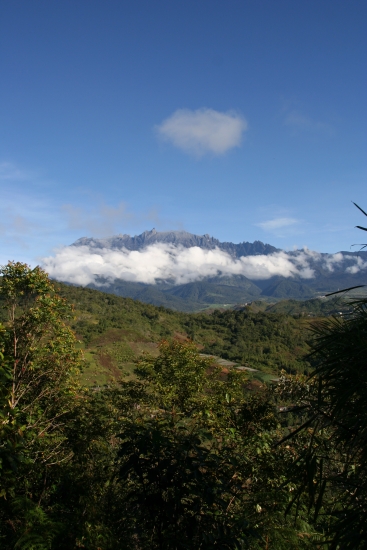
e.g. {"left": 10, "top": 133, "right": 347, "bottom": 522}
{"left": 246, "top": 296, "right": 354, "bottom": 317}
{"left": 1, "top": 261, "right": 367, "bottom": 549}
{"left": 278, "top": 300, "right": 367, "bottom": 549}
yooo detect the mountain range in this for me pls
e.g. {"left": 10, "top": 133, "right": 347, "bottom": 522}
{"left": 54, "top": 229, "right": 367, "bottom": 312}
{"left": 74, "top": 229, "right": 278, "bottom": 257}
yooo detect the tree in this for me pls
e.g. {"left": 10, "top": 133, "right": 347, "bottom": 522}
{"left": 115, "top": 341, "right": 316, "bottom": 549}
{"left": 0, "top": 262, "right": 83, "bottom": 547}
{"left": 280, "top": 204, "right": 367, "bottom": 548}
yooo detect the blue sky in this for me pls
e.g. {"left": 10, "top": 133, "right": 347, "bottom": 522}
{"left": 1, "top": 0, "right": 366, "bottom": 266}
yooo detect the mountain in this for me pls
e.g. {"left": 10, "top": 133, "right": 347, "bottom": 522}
{"left": 164, "top": 275, "right": 262, "bottom": 305}
{"left": 73, "top": 229, "right": 279, "bottom": 257}
{"left": 84, "top": 276, "right": 262, "bottom": 313}
{"left": 58, "top": 229, "right": 367, "bottom": 311}
{"left": 261, "top": 279, "right": 315, "bottom": 299}
{"left": 89, "top": 279, "right": 199, "bottom": 312}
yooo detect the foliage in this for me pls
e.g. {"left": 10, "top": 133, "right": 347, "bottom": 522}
{"left": 278, "top": 300, "right": 367, "bottom": 548}
{"left": 110, "top": 341, "right": 318, "bottom": 549}
{"left": 262, "top": 296, "right": 354, "bottom": 317}
{"left": 195, "top": 308, "right": 311, "bottom": 375}
{"left": 135, "top": 340, "right": 223, "bottom": 413}
{"left": 117, "top": 415, "right": 253, "bottom": 549}
{"left": 0, "top": 262, "right": 83, "bottom": 548}
{"left": 280, "top": 206, "right": 367, "bottom": 548}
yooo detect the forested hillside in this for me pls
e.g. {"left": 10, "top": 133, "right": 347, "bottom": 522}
{"left": 55, "top": 282, "right": 316, "bottom": 386}
{"left": 244, "top": 296, "right": 354, "bottom": 316}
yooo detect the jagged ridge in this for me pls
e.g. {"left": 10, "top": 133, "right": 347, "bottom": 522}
{"left": 73, "top": 229, "right": 279, "bottom": 258}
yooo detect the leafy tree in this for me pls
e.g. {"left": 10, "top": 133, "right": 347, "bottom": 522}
{"left": 0, "top": 262, "right": 83, "bottom": 548}
{"left": 280, "top": 204, "right": 367, "bottom": 548}
{"left": 115, "top": 341, "right": 316, "bottom": 549}
{"left": 278, "top": 300, "right": 367, "bottom": 548}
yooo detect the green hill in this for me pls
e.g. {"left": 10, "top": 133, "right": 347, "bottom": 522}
{"left": 55, "top": 283, "right": 314, "bottom": 386}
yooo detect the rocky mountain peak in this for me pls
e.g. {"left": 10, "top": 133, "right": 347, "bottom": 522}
{"left": 72, "top": 229, "right": 279, "bottom": 258}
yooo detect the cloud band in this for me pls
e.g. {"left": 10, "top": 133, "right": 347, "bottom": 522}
{"left": 41, "top": 243, "right": 367, "bottom": 287}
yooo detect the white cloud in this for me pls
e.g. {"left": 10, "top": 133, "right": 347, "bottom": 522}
{"left": 346, "top": 255, "right": 367, "bottom": 274}
{"left": 41, "top": 242, "right": 367, "bottom": 287}
{"left": 156, "top": 108, "right": 247, "bottom": 156}
{"left": 257, "top": 217, "right": 298, "bottom": 231}
{"left": 322, "top": 252, "right": 344, "bottom": 272}
{"left": 42, "top": 243, "right": 325, "bottom": 287}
